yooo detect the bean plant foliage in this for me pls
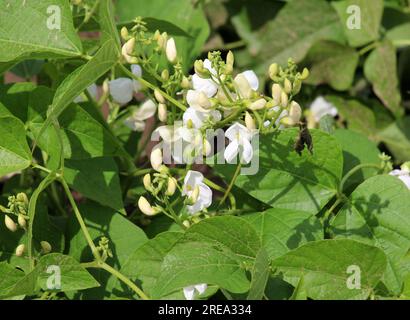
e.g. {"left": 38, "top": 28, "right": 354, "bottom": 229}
{"left": 0, "top": 0, "right": 409, "bottom": 301}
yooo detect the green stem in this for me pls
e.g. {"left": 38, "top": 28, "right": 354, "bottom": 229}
{"left": 323, "top": 198, "right": 343, "bottom": 222}
{"left": 99, "top": 262, "right": 150, "bottom": 300}
{"left": 219, "top": 162, "right": 242, "bottom": 207}
{"left": 339, "top": 163, "right": 381, "bottom": 193}
{"left": 359, "top": 42, "right": 380, "bottom": 56}
{"left": 204, "top": 178, "right": 236, "bottom": 209}
{"left": 119, "top": 63, "right": 186, "bottom": 111}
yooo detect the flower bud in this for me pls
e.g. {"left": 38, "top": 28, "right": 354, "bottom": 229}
{"left": 138, "top": 196, "right": 160, "bottom": 216}
{"left": 198, "top": 92, "right": 211, "bottom": 109}
{"left": 182, "top": 220, "right": 191, "bottom": 228}
{"left": 150, "top": 148, "right": 163, "bottom": 171}
{"left": 40, "top": 241, "right": 52, "bottom": 254}
{"left": 181, "top": 76, "right": 191, "bottom": 89}
{"left": 245, "top": 112, "right": 256, "bottom": 130}
{"left": 102, "top": 79, "right": 109, "bottom": 96}
{"left": 16, "top": 193, "right": 29, "bottom": 206}
{"left": 143, "top": 174, "right": 152, "bottom": 190}
{"left": 280, "top": 91, "right": 289, "bottom": 108}
{"left": 271, "top": 84, "right": 282, "bottom": 105}
{"left": 120, "top": 27, "right": 129, "bottom": 40}
{"left": 153, "top": 30, "right": 160, "bottom": 41}
{"left": 161, "top": 69, "right": 169, "bottom": 81}
{"left": 17, "top": 214, "right": 26, "bottom": 228}
{"left": 157, "top": 33, "right": 167, "bottom": 50}
{"left": 401, "top": 162, "right": 410, "bottom": 173}
{"left": 226, "top": 51, "right": 234, "bottom": 68}
{"left": 165, "top": 38, "right": 177, "bottom": 64}
{"left": 289, "top": 101, "right": 302, "bottom": 124}
{"left": 166, "top": 177, "right": 177, "bottom": 196}
{"left": 158, "top": 103, "right": 167, "bottom": 122}
{"left": 5, "top": 215, "right": 17, "bottom": 232}
{"left": 269, "top": 63, "right": 279, "bottom": 79}
{"left": 249, "top": 98, "right": 267, "bottom": 111}
{"left": 188, "top": 185, "right": 200, "bottom": 205}
{"left": 122, "top": 38, "right": 137, "bottom": 64}
{"left": 154, "top": 89, "right": 166, "bottom": 104}
{"left": 203, "top": 139, "right": 212, "bottom": 156}
{"left": 194, "top": 60, "right": 210, "bottom": 78}
{"left": 292, "top": 78, "right": 302, "bottom": 95}
{"left": 300, "top": 68, "right": 310, "bottom": 80}
{"left": 15, "top": 244, "right": 25, "bottom": 257}
{"left": 284, "top": 78, "right": 292, "bottom": 94}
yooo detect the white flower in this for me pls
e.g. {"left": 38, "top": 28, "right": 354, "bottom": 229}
{"left": 389, "top": 169, "right": 410, "bottom": 189}
{"left": 224, "top": 122, "right": 254, "bottom": 164}
{"left": 191, "top": 59, "right": 218, "bottom": 98}
{"left": 183, "top": 283, "right": 207, "bottom": 300}
{"left": 310, "top": 96, "right": 338, "bottom": 122}
{"left": 186, "top": 90, "right": 212, "bottom": 113}
{"left": 166, "top": 37, "right": 177, "bottom": 64}
{"left": 124, "top": 99, "right": 157, "bottom": 132}
{"left": 234, "top": 70, "right": 259, "bottom": 98}
{"left": 183, "top": 107, "right": 221, "bottom": 129}
{"left": 182, "top": 171, "right": 212, "bottom": 214}
{"left": 74, "top": 83, "right": 98, "bottom": 103}
{"left": 109, "top": 65, "right": 142, "bottom": 105}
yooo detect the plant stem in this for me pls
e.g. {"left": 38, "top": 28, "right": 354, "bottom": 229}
{"left": 359, "top": 42, "right": 379, "bottom": 56}
{"left": 339, "top": 163, "right": 381, "bottom": 193}
{"left": 204, "top": 177, "right": 236, "bottom": 209}
{"left": 119, "top": 64, "right": 186, "bottom": 111}
{"left": 219, "top": 162, "right": 242, "bottom": 207}
{"left": 99, "top": 262, "right": 150, "bottom": 300}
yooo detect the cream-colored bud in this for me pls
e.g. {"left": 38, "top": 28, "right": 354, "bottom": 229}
{"left": 5, "top": 215, "right": 17, "bottom": 232}
{"left": 269, "top": 63, "right": 278, "bottom": 79}
{"left": 198, "top": 92, "right": 211, "bottom": 109}
{"left": 202, "top": 139, "right": 212, "bottom": 156}
{"left": 157, "top": 34, "right": 166, "bottom": 50}
{"left": 15, "top": 244, "right": 25, "bottom": 257}
{"left": 153, "top": 30, "right": 161, "bottom": 41}
{"left": 194, "top": 60, "right": 210, "bottom": 78}
{"left": 226, "top": 51, "right": 234, "bottom": 67}
{"left": 40, "top": 241, "right": 52, "bottom": 254}
{"left": 122, "top": 38, "right": 136, "bottom": 64}
{"left": 166, "top": 178, "right": 177, "bottom": 196}
{"left": 138, "top": 196, "right": 160, "bottom": 216}
{"left": 16, "top": 193, "right": 29, "bottom": 206}
{"left": 284, "top": 78, "right": 292, "bottom": 94}
{"left": 289, "top": 101, "right": 302, "bottom": 124}
{"left": 271, "top": 84, "right": 282, "bottom": 105}
{"left": 249, "top": 98, "right": 267, "bottom": 111}
{"left": 102, "top": 79, "right": 109, "bottom": 95}
{"left": 158, "top": 103, "right": 167, "bottom": 122}
{"left": 150, "top": 148, "right": 163, "bottom": 171}
{"left": 189, "top": 185, "right": 200, "bottom": 204}
{"left": 165, "top": 38, "right": 177, "bottom": 64}
{"left": 143, "top": 174, "right": 152, "bottom": 190}
{"left": 280, "top": 91, "right": 289, "bottom": 108}
{"left": 120, "top": 27, "right": 129, "bottom": 40}
{"left": 182, "top": 220, "right": 191, "bottom": 228}
{"left": 161, "top": 69, "right": 169, "bottom": 81}
{"left": 292, "top": 79, "right": 302, "bottom": 95}
{"left": 181, "top": 76, "right": 191, "bottom": 89}
{"left": 301, "top": 68, "right": 310, "bottom": 80}
{"left": 17, "top": 214, "right": 26, "bottom": 228}
{"left": 154, "top": 89, "right": 166, "bottom": 104}
{"left": 245, "top": 112, "right": 256, "bottom": 130}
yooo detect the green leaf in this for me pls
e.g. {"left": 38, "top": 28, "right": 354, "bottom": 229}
{"left": 256, "top": 0, "right": 345, "bottom": 67}
{"left": 116, "top": 0, "right": 209, "bottom": 69}
{"left": 214, "top": 129, "right": 343, "bottom": 214}
{"left": 378, "top": 116, "right": 410, "bottom": 163}
{"left": 364, "top": 40, "right": 402, "bottom": 117}
{"left": 333, "top": 0, "right": 384, "bottom": 47}
{"left": 152, "top": 216, "right": 261, "bottom": 298}
{"left": 333, "top": 129, "right": 381, "bottom": 191}
{"left": 10, "top": 60, "right": 44, "bottom": 79}
{"left": 0, "top": 115, "right": 32, "bottom": 178}
{"left": 64, "top": 157, "right": 124, "bottom": 212}
{"left": 0, "top": 262, "right": 30, "bottom": 298}
{"left": 247, "top": 248, "right": 270, "bottom": 300}
{"left": 66, "top": 202, "right": 147, "bottom": 299}
{"left": 386, "top": 23, "right": 410, "bottom": 48}
{"left": 38, "top": 39, "right": 119, "bottom": 140}
{"left": 325, "top": 96, "right": 378, "bottom": 139}
{"left": 303, "top": 41, "right": 359, "bottom": 91}
{"left": 120, "top": 232, "right": 184, "bottom": 298}
{"left": 35, "top": 253, "right": 100, "bottom": 292}
{"left": 98, "top": 0, "right": 121, "bottom": 50}
{"left": 272, "top": 239, "right": 387, "bottom": 300}
{"left": 0, "top": 0, "right": 82, "bottom": 62}
{"left": 242, "top": 208, "right": 323, "bottom": 260}
{"left": 330, "top": 175, "right": 410, "bottom": 295}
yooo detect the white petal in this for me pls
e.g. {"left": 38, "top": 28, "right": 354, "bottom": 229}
{"left": 195, "top": 284, "right": 208, "bottom": 295}
{"left": 225, "top": 122, "right": 252, "bottom": 142}
{"left": 74, "top": 84, "right": 98, "bottom": 103}
{"left": 183, "top": 170, "right": 204, "bottom": 194}
{"left": 131, "top": 64, "right": 142, "bottom": 77}
{"left": 183, "top": 107, "right": 205, "bottom": 129}
{"left": 390, "top": 170, "right": 410, "bottom": 189}
{"left": 234, "top": 74, "right": 252, "bottom": 99}
{"left": 241, "top": 70, "right": 259, "bottom": 91}
{"left": 123, "top": 118, "right": 145, "bottom": 132}
{"left": 203, "top": 59, "right": 217, "bottom": 76}
{"left": 134, "top": 99, "right": 157, "bottom": 120}
{"left": 192, "top": 74, "right": 218, "bottom": 98}
{"left": 183, "top": 286, "right": 196, "bottom": 300}
{"left": 198, "top": 184, "right": 213, "bottom": 208}
{"left": 310, "top": 96, "right": 338, "bottom": 122}
{"left": 109, "top": 78, "right": 134, "bottom": 105}
{"left": 224, "top": 140, "right": 240, "bottom": 164}
{"left": 241, "top": 138, "right": 254, "bottom": 164}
